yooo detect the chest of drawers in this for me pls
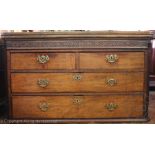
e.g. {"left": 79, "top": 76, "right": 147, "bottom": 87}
{"left": 3, "top": 31, "right": 153, "bottom": 123}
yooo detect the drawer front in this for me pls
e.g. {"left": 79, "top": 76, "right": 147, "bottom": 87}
{"left": 11, "top": 72, "right": 144, "bottom": 93}
{"left": 11, "top": 53, "right": 76, "bottom": 70}
{"left": 12, "top": 95, "right": 144, "bottom": 119}
{"left": 80, "top": 52, "right": 144, "bottom": 70}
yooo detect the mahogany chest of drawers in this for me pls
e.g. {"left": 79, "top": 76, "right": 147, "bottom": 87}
{"left": 2, "top": 31, "right": 153, "bottom": 123}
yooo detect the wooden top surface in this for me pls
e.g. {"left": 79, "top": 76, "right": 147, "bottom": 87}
{"left": 2, "top": 31, "right": 153, "bottom": 39}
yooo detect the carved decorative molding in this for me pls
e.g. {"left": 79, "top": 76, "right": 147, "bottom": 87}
{"left": 6, "top": 39, "right": 149, "bottom": 49}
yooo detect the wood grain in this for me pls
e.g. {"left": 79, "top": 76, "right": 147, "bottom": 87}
{"left": 11, "top": 72, "right": 144, "bottom": 93}
{"left": 80, "top": 52, "right": 144, "bottom": 70}
{"left": 11, "top": 52, "right": 75, "bottom": 70}
{"left": 12, "top": 95, "right": 144, "bottom": 119}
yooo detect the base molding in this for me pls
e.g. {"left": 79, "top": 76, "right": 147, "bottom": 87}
{"left": 0, "top": 118, "right": 149, "bottom": 124}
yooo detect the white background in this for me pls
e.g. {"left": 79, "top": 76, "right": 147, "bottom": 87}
{"left": 0, "top": 0, "right": 155, "bottom": 30}
{"left": 0, "top": 0, "right": 155, "bottom": 155}
{"left": 1, "top": 125, "right": 155, "bottom": 155}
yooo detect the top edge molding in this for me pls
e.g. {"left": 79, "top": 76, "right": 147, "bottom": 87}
{"left": 2, "top": 31, "right": 153, "bottom": 39}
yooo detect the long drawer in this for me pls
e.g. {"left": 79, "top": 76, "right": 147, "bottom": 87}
{"left": 11, "top": 72, "right": 144, "bottom": 93}
{"left": 12, "top": 95, "right": 144, "bottom": 119}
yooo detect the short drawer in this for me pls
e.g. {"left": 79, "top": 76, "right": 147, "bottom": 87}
{"left": 11, "top": 72, "right": 144, "bottom": 93}
{"left": 80, "top": 52, "right": 144, "bottom": 70}
{"left": 11, "top": 52, "right": 76, "bottom": 70}
{"left": 12, "top": 95, "right": 144, "bottom": 119}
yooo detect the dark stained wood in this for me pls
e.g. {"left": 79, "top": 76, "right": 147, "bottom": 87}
{"left": 2, "top": 31, "right": 152, "bottom": 50}
{"left": 0, "top": 73, "right": 5, "bottom": 98}
{"left": 12, "top": 95, "right": 143, "bottom": 119}
{"left": 80, "top": 52, "right": 144, "bottom": 70}
{"left": 11, "top": 52, "right": 76, "bottom": 70}
{"left": 8, "top": 49, "right": 148, "bottom": 53}
{"left": 0, "top": 118, "right": 149, "bottom": 124}
{"left": 0, "top": 39, "right": 5, "bottom": 99}
{"left": 0, "top": 51, "right": 3, "bottom": 70}
{"left": 150, "top": 44, "right": 155, "bottom": 88}
{"left": 4, "top": 40, "right": 149, "bottom": 50}
{"left": 11, "top": 72, "right": 144, "bottom": 93}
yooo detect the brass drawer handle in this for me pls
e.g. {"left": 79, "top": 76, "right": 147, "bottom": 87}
{"left": 37, "top": 55, "right": 49, "bottom": 64}
{"left": 73, "top": 97, "right": 83, "bottom": 105}
{"left": 73, "top": 74, "right": 82, "bottom": 81}
{"left": 105, "top": 103, "right": 118, "bottom": 111}
{"left": 106, "top": 78, "right": 117, "bottom": 86}
{"left": 39, "top": 102, "right": 49, "bottom": 112}
{"left": 105, "top": 54, "right": 118, "bottom": 63}
{"left": 37, "top": 79, "right": 49, "bottom": 88}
